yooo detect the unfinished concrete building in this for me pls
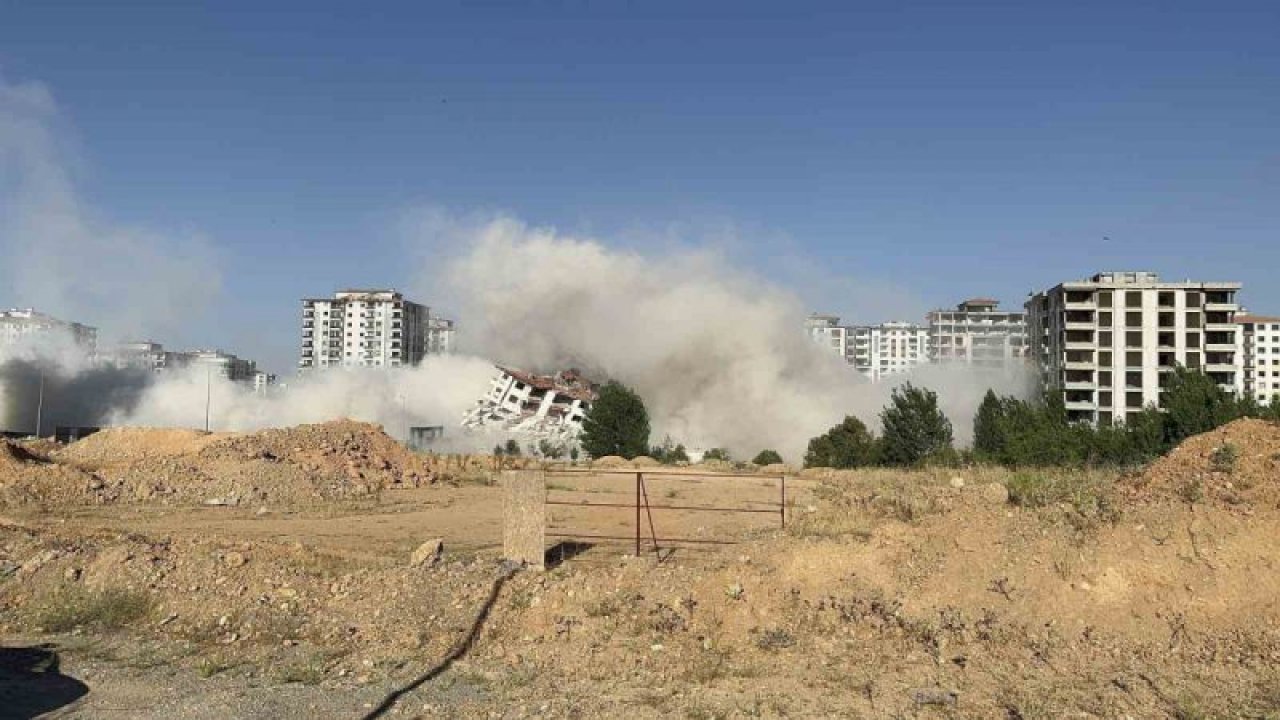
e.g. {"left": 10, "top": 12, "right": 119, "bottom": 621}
{"left": 1026, "top": 271, "right": 1243, "bottom": 426}
{"left": 462, "top": 366, "right": 597, "bottom": 447}
{"left": 927, "top": 298, "right": 1028, "bottom": 368}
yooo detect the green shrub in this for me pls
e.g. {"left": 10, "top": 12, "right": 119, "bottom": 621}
{"left": 751, "top": 449, "right": 783, "bottom": 466}
{"left": 1210, "top": 443, "right": 1238, "bottom": 474}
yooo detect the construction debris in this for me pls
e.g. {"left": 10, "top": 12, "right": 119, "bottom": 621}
{"left": 461, "top": 365, "right": 597, "bottom": 450}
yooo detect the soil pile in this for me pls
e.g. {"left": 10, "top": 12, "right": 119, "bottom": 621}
{"left": 1133, "top": 418, "right": 1280, "bottom": 507}
{"left": 1, "top": 420, "right": 442, "bottom": 507}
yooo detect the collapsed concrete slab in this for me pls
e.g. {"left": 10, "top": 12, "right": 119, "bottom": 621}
{"left": 461, "top": 365, "right": 598, "bottom": 451}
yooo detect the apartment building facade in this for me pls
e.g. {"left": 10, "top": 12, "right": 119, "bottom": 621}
{"left": 180, "top": 349, "right": 258, "bottom": 382}
{"left": 1240, "top": 314, "right": 1280, "bottom": 406}
{"left": 427, "top": 317, "right": 457, "bottom": 355}
{"left": 299, "top": 290, "right": 431, "bottom": 370}
{"left": 0, "top": 309, "right": 98, "bottom": 355}
{"left": 927, "top": 299, "right": 1027, "bottom": 368}
{"left": 1026, "top": 271, "right": 1242, "bottom": 425}
{"left": 804, "top": 314, "right": 848, "bottom": 358}
{"left": 851, "top": 322, "right": 929, "bottom": 381}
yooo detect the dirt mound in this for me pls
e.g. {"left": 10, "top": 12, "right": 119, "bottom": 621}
{"left": 1132, "top": 418, "right": 1280, "bottom": 507}
{"left": 56, "top": 428, "right": 223, "bottom": 468}
{"left": 0, "top": 440, "right": 99, "bottom": 506}
{"left": 593, "top": 455, "right": 628, "bottom": 468}
{"left": 2, "top": 420, "right": 442, "bottom": 507}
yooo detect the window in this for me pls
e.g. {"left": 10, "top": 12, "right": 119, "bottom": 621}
{"left": 1126, "top": 311, "right": 1143, "bottom": 327}
{"left": 1186, "top": 332, "right": 1200, "bottom": 348}
{"left": 1126, "top": 291, "right": 1142, "bottom": 308}
{"left": 1186, "top": 291, "right": 1201, "bottom": 307}
{"left": 1126, "top": 371, "right": 1142, "bottom": 388}
{"left": 1099, "top": 311, "right": 1112, "bottom": 326}
{"left": 1099, "top": 351, "right": 1113, "bottom": 366}
{"left": 1099, "top": 371, "right": 1112, "bottom": 387}
{"left": 1099, "top": 391, "right": 1113, "bottom": 407}
{"left": 1098, "top": 291, "right": 1113, "bottom": 308}
{"left": 1126, "top": 331, "right": 1142, "bottom": 348}
{"left": 1158, "top": 291, "right": 1176, "bottom": 308}
{"left": 1186, "top": 312, "right": 1201, "bottom": 329}
{"left": 1126, "top": 350, "right": 1142, "bottom": 367}
{"left": 1127, "top": 391, "right": 1144, "bottom": 408}
{"left": 1100, "top": 331, "right": 1113, "bottom": 346}
{"left": 1186, "top": 352, "right": 1200, "bottom": 368}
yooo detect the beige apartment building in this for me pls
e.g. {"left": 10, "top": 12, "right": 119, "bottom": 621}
{"left": 1026, "top": 271, "right": 1242, "bottom": 425}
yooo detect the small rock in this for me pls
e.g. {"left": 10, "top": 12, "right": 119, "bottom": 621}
{"left": 911, "top": 688, "right": 958, "bottom": 706}
{"left": 64, "top": 567, "right": 82, "bottom": 582}
{"left": 410, "top": 538, "right": 445, "bottom": 567}
{"left": 224, "top": 552, "right": 248, "bottom": 568}
{"left": 256, "top": 507, "right": 269, "bottom": 516}
{"left": 950, "top": 476, "right": 965, "bottom": 489}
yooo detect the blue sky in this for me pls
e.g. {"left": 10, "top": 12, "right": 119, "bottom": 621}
{"left": 2, "top": 1, "right": 1278, "bottom": 373}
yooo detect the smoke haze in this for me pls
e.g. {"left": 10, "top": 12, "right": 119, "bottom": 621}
{"left": 1, "top": 75, "right": 1032, "bottom": 461}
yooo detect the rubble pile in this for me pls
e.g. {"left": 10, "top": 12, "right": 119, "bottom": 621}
{"left": 1132, "top": 418, "right": 1280, "bottom": 507}
{"left": 0, "top": 420, "right": 443, "bottom": 507}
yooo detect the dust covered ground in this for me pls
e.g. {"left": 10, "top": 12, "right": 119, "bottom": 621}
{"left": 4, "top": 419, "right": 1280, "bottom": 718}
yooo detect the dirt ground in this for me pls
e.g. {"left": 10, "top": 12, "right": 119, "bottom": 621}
{"left": 5, "top": 419, "right": 1280, "bottom": 718}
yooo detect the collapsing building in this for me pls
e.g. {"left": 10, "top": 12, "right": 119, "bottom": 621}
{"left": 461, "top": 366, "right": 597, "bottom": 449}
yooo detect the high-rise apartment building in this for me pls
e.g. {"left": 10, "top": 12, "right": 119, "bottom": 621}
{"left": 850, "top": 322, "right": 929, "bottom": 381}
{"left": 1240, "top": 314, "right": 1280, "bottom": 406}
{"left": 180, "top": 349, "right": 258, "bottom": 382}
{"left": 927, "top": 299, "right": 1027, "bottom": 368}
{"left": 805, "top": 314, "right": 848, "bottom": 358}
{"left": 0, "top": 309, "right": 97, "bottom": 355}
{"left": 1026, "top": 271, "right": 1243, "bottom": 425}
{"left": 427, "top": 317, "right": 457, "bottom": 355}
{"left": 299, "top": 290, "right": 431, "bottom": 370}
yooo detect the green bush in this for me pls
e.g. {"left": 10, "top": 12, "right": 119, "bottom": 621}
{"left": 702, "top": 447, "right": 731, "bottom": 462}
{"left": 878, "top": 384, "right": 954, "bottom": 467}
{"left": 580, "top": 381, "right": 650, "bottom": 460}
{"left": 804, "top": 416, "right": 878, "bottom": 469}
{"left": 751, "top": 449, "right": 784, "bottom": 466}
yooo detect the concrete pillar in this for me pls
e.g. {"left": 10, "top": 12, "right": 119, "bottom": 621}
{"left": 502, "top": 470, "right": 546, "bottom": 570}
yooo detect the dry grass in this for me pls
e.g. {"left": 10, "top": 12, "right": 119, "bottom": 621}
{"left": 29, "top": 584, "right": 154, "bottom": 632}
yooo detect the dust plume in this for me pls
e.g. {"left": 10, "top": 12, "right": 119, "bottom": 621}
{"left": 410, "top": 213, "right": 1033, "bottom": 459}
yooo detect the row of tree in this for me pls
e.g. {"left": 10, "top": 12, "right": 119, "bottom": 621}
{"left": 973, "top": 366, "right": 1280, "bottom": 468}
{"left": 575, "top": 367, "right": 1280, "bottom": 470}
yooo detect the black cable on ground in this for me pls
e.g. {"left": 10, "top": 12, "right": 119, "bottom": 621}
{"left": 359, "top": 560, "right": 522, "bottom": 720}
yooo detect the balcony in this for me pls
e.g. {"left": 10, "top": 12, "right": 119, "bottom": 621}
{"left": 1064, "top": 399, "right": 1096, "bottom": 412}
{"left": 1205, "top": 342, "right": 1238, "bottom": 353}
{"left": 1205, "top": 361, "right": 1236, "bottom": 373}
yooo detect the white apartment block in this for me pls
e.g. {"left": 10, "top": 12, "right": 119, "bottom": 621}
{"left": 1026, "top": 271, "right": 1243, "bottom": 426}
{"left": 108, "top": 341, "right": 169, "bottom": 372}
{"left": 927, "top": 298, "right": 1028, "bottom": 368}
{"left": 0, "top": 309, "right": 97, "bottom": 355}
{"left": 427, "top": 317, "right": 457, "bottom": 355}
{"left": 805, "top": 314, "right": 932, "bottom": 381}
{"left": 299, "top": 289, "right": 430, "bottom": 370}
{"left": 180, "top": 349, "right": 258, "bottom": 382}
{"left": 851, "top": 322, "right": 929, "bottom": 381}
{"left": 1240, "top": 314, "right": 1280, "bottom": 406}
{"left": 805, "top": 314, "right": 848, "bottom": 358}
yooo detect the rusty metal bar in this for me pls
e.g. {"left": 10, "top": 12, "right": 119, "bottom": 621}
{"left": 548, "top": 468, "right": 785, "bottom": 481}
{"left": 546, "top": 500, "right": 780, "bottom": 514}
{"left": 639, "top": 473, "right": 659, "bottom": 556}
{"left": 546, "top": 532, "right": 739, "bottom": 546}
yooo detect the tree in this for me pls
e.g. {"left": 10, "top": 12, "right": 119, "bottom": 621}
{"left": 878, "top": 383, "right": 954, "bottom": 466}
{"left": 702, "top": 447, "right": 731, "bottom": 462}
{"left": 492, "top": 444, "right": 505, "bottom": 457}
{"left": 1162, "top": 366, "right": 1240, "bottom": 445}
{"left": 804, "top": 416, "right": 878, "bottom": 469}
{"left": 538, "top": 439, "right": 564, "bottom": 459}
{"left": 504, "top": 438, "right": 522, "bottom": 456}
{"left": 752, "top": 449, "right": 784, "bottom": 466}
{"left": 668, "top": 444, "right": 690, "bottom": 463}
{"left": 972, "top": 389, "right": 1005, "bottom": 459}
{"left": 580, "top": 381, "right": 650, "bottom": 459}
